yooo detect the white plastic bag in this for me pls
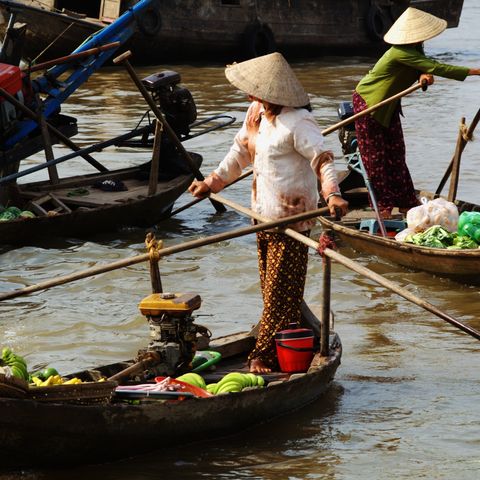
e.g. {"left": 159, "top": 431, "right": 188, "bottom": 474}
{"left": 406, "top": 197, "right": 459, "bottom": 233}
{"left": 395, "top": 227, "right": 416, "bottom": 242}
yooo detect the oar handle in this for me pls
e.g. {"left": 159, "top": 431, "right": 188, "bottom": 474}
{"left": 321, "top": 81, "right": 427, "bottom": 136}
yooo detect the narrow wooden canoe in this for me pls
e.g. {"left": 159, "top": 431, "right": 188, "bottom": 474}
{"left": 0, "top": 153, "right": 201, "bottom": 246}
{"left": 0, "top": 328, "right": 341, "bottom": 470}
{"left": 318, "top": 190, "right": 480, "bottom": 284}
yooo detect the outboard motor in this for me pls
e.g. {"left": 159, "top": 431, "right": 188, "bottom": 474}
{"left": 141, "top": 70, "right": 197, "bottom": 138}
{"left": 138, "top": 292, "right": 210, "bottom": 377}
{"left": 337, "top": 101, "right": 358, "bottom": 155}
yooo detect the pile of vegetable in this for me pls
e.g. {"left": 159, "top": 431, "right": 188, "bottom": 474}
{"left": 176, "top": 371, "right": 265, "bottom": 395}
{"left": 0, "top": 346, "right": 104, "bottom": 388}
{"left": 0, "top": 347, "right": 29, "bottom": 381}
{"left": 404, "top": 225, "right": 479, "bottom": 249}
{"left": 0, "top": 205, "right": 35, "bottom": 221}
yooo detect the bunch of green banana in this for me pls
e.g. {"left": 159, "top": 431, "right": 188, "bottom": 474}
{"left": 0, "top": 347, "right": 29, "bottom": 381}
{"left": 175, "top": 372, "right": 206, "bottom": 389}
{"left": 206, "top": 372, "right": 265, "bottom": 395}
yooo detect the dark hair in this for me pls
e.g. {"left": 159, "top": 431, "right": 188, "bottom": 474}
{"left": 263, "top": 102, "right": 312, "bottom": 122}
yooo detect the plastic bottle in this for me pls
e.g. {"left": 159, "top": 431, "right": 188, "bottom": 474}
{"left": 457, "top": 211, "right": 480, "bottom": 242}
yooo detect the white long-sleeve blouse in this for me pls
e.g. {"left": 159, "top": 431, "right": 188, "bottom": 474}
{"left": 205, "top": 101, "right": 340, "bottom": 232}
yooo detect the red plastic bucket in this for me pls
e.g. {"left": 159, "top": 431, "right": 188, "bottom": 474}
{"left": 275, "top": 327, "right": 314, "bottom": 373}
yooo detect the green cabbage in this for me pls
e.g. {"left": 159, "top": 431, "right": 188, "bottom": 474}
{"left": 405, "top": 225, "right": 479, "bottom": 249}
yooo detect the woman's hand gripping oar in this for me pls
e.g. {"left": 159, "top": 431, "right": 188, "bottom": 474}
{"left": 170, "top": 169, "right": 253, "bottom": 217}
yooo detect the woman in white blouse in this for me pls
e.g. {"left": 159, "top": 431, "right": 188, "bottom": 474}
{"left": 189, "top": 52, "right": 348, "bottom": 373}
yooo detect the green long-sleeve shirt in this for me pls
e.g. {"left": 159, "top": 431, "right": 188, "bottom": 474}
{"left": 355, "top": 45, "right": 469, "bottom": 127}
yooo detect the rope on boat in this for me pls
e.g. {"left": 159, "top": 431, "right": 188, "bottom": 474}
{"left": 145, "top": 233, "right": 163, "bottom": 263}
{"left": 316, "top": 232, "right": 336, "bottom": 261}
{"left": 461, "top": 123, "right": 473, "bottom": 142}
{"left": 32, "top": 22, "right": 75, "bottom": 64}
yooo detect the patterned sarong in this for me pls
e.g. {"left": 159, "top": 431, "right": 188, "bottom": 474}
{"left": 248, "top": 231, "right": 309, "bottom": 369}
{"left": 352, "top": 91, "right": 418, "bottom": 213}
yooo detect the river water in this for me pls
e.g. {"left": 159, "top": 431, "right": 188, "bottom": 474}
{"left": 1, "top": 1, "right": 480, "bottom": 478}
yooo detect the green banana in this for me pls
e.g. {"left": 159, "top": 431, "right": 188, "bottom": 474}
{"left": 2, "top": 347, "right": 12, "bottom": 360}
{"left": 0, "top": 347, "right": 29, "bottom": 380}
{"left": 245, "top": 373, "right": 258, "bottom": 386}
{"left": 176, "top": 372, "right": 206, "bottom": 389}
{"left": 216, "top": 380, "right": 243, "bottom": 394}
{"left": 206, "top": 383, "right": 217, "bottom": 394}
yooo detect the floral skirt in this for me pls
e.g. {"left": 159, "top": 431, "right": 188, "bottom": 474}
{"left": 352, "top": 91, "right": 418, "bottom": 213}
{"left": 248, "top": 230, "right": 309, "bottom": 369}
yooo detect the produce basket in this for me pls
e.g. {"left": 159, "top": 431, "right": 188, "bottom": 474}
{"left": 0, "top": 373, "right": 29, "bottom": 399}
{"left": 28, "top": 380, "right": 118, "bottom": 404}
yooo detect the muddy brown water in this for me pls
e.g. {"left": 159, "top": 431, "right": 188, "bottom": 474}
{"left": 1, "top": 1, "right": 480, "bottom": 478}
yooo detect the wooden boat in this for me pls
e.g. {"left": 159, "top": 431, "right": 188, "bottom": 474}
{"left": 0, "top": 153, "right": 202, "bottom": 245}
{"left": 0, "top": 0, "right": 465, "bottom": 65}
{"left": 318, "top": 190, "right": 480, "bottom": 284}
{"left": 0, "top": 310, "right": 341, "bottom": 470}
{"left": 0, "top": 0, "right": 235, "bottom": 246}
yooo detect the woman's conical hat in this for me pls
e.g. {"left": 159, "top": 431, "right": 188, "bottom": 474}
{"left": 384, "top": 7, "right": 447, "bottom": 45}
{"left": 225, "top": 52, "right": 309, "bottom": 107}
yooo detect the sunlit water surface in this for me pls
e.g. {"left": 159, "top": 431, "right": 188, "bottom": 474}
{"left": 1, "top": 2, "right": 480, "bottom": 478}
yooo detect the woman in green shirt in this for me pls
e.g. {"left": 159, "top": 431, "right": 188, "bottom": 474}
{"left": 353, "top": 7, "right": 480, "bottom": 218}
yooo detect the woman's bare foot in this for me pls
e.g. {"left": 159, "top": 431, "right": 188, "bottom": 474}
{"left": 249, "top": 358, "right": 271, "bottom": 373}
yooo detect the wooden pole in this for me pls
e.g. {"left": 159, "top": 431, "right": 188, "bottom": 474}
{"left": 113, "top": 50, "right": 226, "bottom": 214}
{"left": 208, "top": 193, "right": 480, "bottom": 342}
{"left": 148, "top": 121, "right": 162, "bottom": 196}
{"left": 321, "top": 81, "right": 427, "bottom": 136}
{"left": 320, "top": 253, "right": 331, "bottom": 357}
{"left": 145, "top": 232, "right": 163, "bottom": 293}
{"left": 447, "top": 117, "right": 466, "bottom": 202}
{"left": 25, "top": 42, "right": 121, "bottom": 73}
{"left": 436, "top": 107, "right": 480, "bottom": 196}
{"left": 0, "top": 87, "right": 108, "bottom": 173}
{"left": 0, "top": 206, "right": 328, "bottom": 302}
{"left": 36, "top": 95, "right": 59, "bottom": 185}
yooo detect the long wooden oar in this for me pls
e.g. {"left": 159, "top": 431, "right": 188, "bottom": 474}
{"left": 0, "top": 206, "right": 328, "bottom": 302}
{"left": 208, "top": 192, "right": 480, "bottom": 342}
{"left": 321, "top": 80, "right": 428, "bottom": 136}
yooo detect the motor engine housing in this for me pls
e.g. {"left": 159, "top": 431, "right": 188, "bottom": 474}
{"left": 138, "top": 292, "right": 203, "bottom": 377}
{"left": 337, "top": 101, "right": 358, "bottom": 155}
{"left": 141, "top": 70, "right": 197, "bottom": 137}
{"left": 0, "top": 63, "right": 24, "bottom": 140}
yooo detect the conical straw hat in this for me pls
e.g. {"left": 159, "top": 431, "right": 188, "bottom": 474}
{"left": 225, "top": 52, "right": 309, "bottom": 107}
{"left": 384, "top": 7, "right": 447, "bottom": 45}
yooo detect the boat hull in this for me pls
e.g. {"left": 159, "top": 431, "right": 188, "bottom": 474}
{"left": 318, "top": 193, "right": 480, "bottom": 284}
{"left": 0, "top": 155, "right": 202, "bottom": 246}
{"left": 0, "top": 333, "right": 341, "bottom": 469}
